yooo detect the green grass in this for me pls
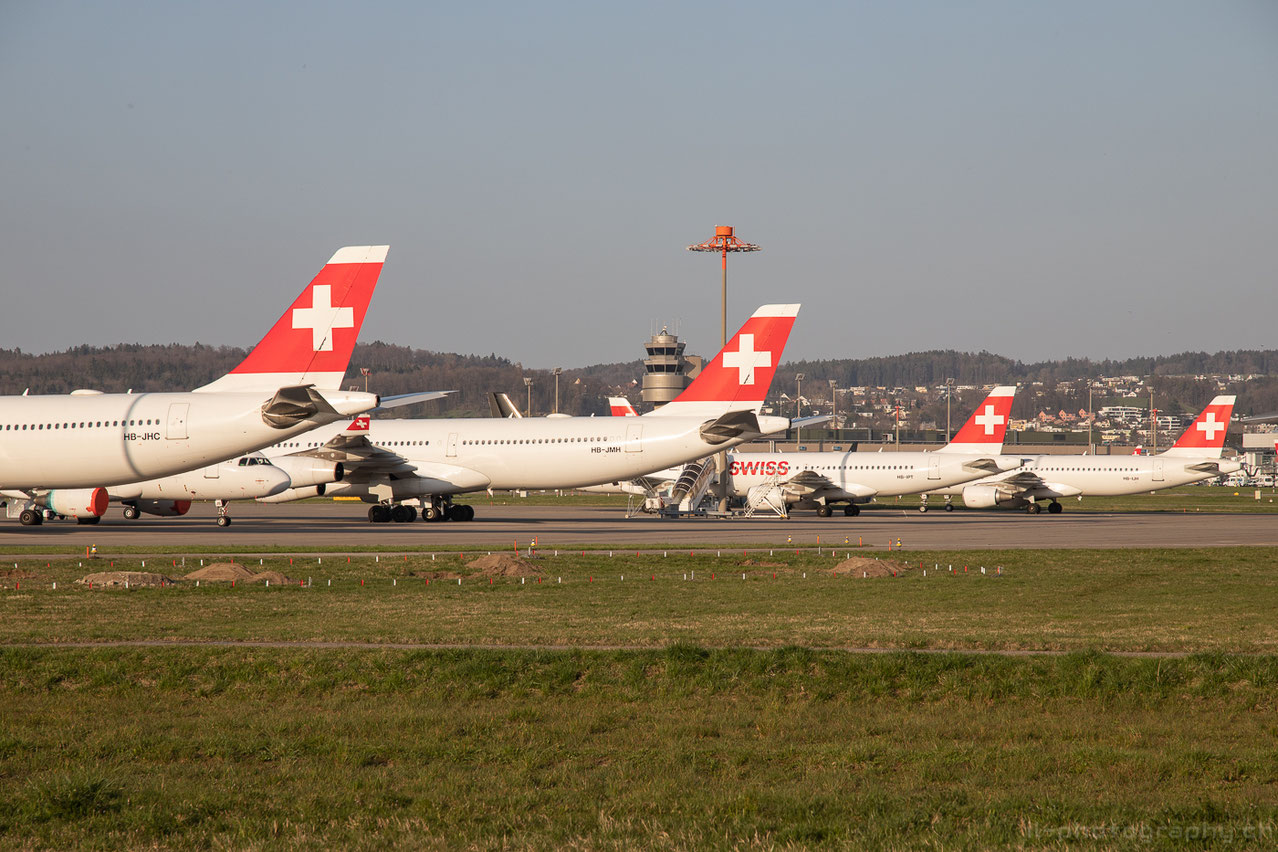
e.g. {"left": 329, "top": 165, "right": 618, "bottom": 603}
{"left": 3, "top": 548, "right": 1278, "bottom": 653}
{"left": 1, "top": 647, "right": 1276, "bottom": 849}
{"left": 6, "top": 547, "right": 1278, "bottom": 848}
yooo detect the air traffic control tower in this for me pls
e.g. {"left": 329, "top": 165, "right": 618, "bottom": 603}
{"left": 640, "top": 328, "right": 702, "bottom": 409}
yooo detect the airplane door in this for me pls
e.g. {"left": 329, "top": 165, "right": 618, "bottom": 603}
{"left": 625, "top": 422, "right": 643, "bottom": 452}
{"left": 166, "top": 403, "right": 189, "bottom": 440}
{"left": 446, "top": 432, "right": 458, "bottom": 458}
{"left": 1152, "top": 458, "right": 1164, "bottom": 482}
{"left": 928, "top": 456, "right": 941, "bottom": 480}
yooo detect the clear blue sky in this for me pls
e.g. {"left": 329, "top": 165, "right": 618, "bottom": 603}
{"left": 3, "top": 1, "right": 1275, "bottom": 368}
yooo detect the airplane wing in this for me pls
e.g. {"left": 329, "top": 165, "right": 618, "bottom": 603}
{"left": 775, "top": 469, "right": 877, "bottom": 500}
{"left": 375, "top": 391, "right": 454, "bottom": 411}
{"left": 962, "top": 457, "right": 1011, "bottom": 474}
{"left": 284, "top": 429, "right": 417, "bottom": 480}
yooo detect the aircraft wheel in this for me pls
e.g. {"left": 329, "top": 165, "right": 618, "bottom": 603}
{"left": 816, "top": 505, "right": 832, "bottom": 518}
{"left": 217, "top": 516, "right": 232, "bottom": 527}
{"left": 1028, "top": 503, "right": 1042, "bottom": 515}
{"left": 391, "top": 505, "right": 413, "bottom": 523}
{"left": 19, "top": 509, "right": 41, "bottom": 526}
{"left": 423, "top": 505, "right": 441, "bottom": 522}
{"left": 461, "top": 504, "right": 475, "bottom": 521}
{"left": 944, "top": 503, "right": 954, "bottom": 512}
{"left": 1048, "top": 501, "right": 1063, "bottom": 514}
{"left": 369, "top": 505, "right": 391, "bottom": 524}
{"left": 122, "top": 505, "right": 140, "bottom": 520}
{"left": 405, "top": 506, "right": 418, "bottom": 522}
{"left": 844, "top": 504, "right": 859, "bottom": 517}
{"left": 77, "top": 516, "right": 101, "bottom": 525}
{"left": 447, "top": 504, "right": 468, "bottom": 522}
{"left": 918, "top": 504, "right": 929, "bottom": 513}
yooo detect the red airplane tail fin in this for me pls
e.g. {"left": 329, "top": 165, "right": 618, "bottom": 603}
{"left": 196, "top": 246, "right": 387, "bottom": 393}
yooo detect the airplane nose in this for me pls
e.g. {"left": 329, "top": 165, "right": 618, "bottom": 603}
{"left": 262, "top": 468, "right": 292, "bottom": 497}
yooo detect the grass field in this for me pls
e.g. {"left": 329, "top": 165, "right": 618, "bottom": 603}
{"left": 4, "top": 546, "right": 1278, "bottom": 848}
{"left": 2, "top": 548, "right": 1277, "bottom": 653}
{"left": 2, "top": 648, "right": 1276, "bottom": 849}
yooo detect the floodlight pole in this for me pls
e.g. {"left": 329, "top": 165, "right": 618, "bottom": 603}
{"left": 687, "top": 226, "right": 762, "bottom": 348}
{"left": 553, "top": 367, "right": 562, "bottom": 414}
{"left": 524, "top": 377, "right": 533, "bottom": 417}
{"left": 829, "top": 378, "right": 837, "bottom": 443}
{"left": 945, "top": 377, "right": 954, "bottom": 443}
{"left": 795, "top": 373, "right": 805, "bottom": 446}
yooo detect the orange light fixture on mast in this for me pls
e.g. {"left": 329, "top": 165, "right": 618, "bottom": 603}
{"left": 687, "top": 226, "right": 761, "bottom": 347}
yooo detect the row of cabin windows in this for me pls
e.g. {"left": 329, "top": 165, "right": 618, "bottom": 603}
{"left": 3, "top": 418, "right": 159, "bottom": 431}
{"left": 272, "top": 440, "right": 430, "bottom": 449}
{"left": 462, "top": 437, "right": 608, "bottom": 446}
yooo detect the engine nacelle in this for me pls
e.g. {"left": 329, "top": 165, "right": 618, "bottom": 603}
{"left": 42, "top": 488, "right": 108, "bottom": 519}
{"left": 269, "top": 457, "right": 344, "bottom": 488}
{"left": 133, "top": 499, "right": 192, "bottom": 517}
{"left": 257, "top": 484, "right": 327, "bottom": 504}
{"left": 962, "top": 484, "right": 1022, "bottom": 509}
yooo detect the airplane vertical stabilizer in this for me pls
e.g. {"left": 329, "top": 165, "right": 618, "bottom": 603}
{"left": 648, "top": 304, "right": 799, "bottom": 419}
{"left": 195, "top": 245, "right": 387, "bottom": 393}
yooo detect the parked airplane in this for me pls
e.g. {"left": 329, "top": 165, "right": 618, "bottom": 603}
{"left": 112, "top": 455, "right": 292, "bottom": 525}
{"left": 260, "top": 304, "right": 801, "bottom": 522}
{"left": 0, "top": 245, "right": 385, "bottom": 526}
{"left": 717, "top": 386, "right": 1020, "bottom": 517}
{"left": 926, "top": 395, "right": 1239, "bottom": 513}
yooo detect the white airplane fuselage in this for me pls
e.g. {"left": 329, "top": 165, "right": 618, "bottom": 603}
{"left": 929, "top": 453, "right": 1242, "bottom": 505}
{"left": 724, "top": 450, "right": 1017, "bottom": 503}
{"left": 0, "top": 390, "right": 373, "bottom": 490}
{"left": 266, "top": 414, "right": 790, "bottom": 498}
{"left": 108, "top": 456, "right": 291, "bottom": 502}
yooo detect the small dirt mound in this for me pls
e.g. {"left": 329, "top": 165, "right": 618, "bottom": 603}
{"left": 246, "top": 571, "right": 294, "bottom": 585}
{"left": 183, "top": 562, "right": 255, "bottom": 582}
{"left": 738, "top": 559, "right": 789, "bottom": 568}
{"left": 0, "top": 568, "right": 38, "bottom": 579}
{"left": 831, "top": 557, "right": 911, "bottom": 578}
{"left": 79, "top": 571, "right": 173, "bottom": 588}
{"left": 466, "top": 552, "right": 543, "bottom": 578}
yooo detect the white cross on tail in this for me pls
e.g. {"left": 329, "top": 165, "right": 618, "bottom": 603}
{"left": 720, "top": 334, "right": 771, "bottom": 386}
{"left": 1196, "top": 412, "right": 1224, "bottom": 442}
{"left": 974, "top": 404, "right": 1005, "bottom": 436}
{"left": 292, "top": 285, "right": 354, "bottom": 351}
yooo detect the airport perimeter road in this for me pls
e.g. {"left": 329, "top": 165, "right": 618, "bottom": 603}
{"left": 3, "top": 502, "right": 1277, "bottom": 550}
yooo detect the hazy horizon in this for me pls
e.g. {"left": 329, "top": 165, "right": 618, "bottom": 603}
{"left": 3, "top": 2, "right": 1275, "bottom": 367}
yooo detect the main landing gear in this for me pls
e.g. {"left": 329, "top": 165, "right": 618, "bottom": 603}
{"left": 918, "top": 496, "right": 955, "bottom": 513}
{"left": 813, "top": 503, "right": 860, "bottom": 518}
{"left": 1026, "top": 501, "right": 1062, "bottom": 515}
{"left": 367, "top": 499, "right": 476, "bottom": 524}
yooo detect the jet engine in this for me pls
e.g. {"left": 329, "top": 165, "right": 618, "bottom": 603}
{"left": 962, "top": 485, "right": 1023, "bottom": 509}
{"left": 269, "top": 457, "right": 344, "bottom": 488}
{"left": 257, "top": 484, "right": 327, "bottom": 504}
{"left": 41, "top": 488, "right": 109, "bottom": 519}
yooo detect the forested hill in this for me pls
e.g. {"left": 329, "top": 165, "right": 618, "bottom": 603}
{"left": 2, "top": 342, "right": 1278, "bottom": 418}
{"left": 782, "top": 349, "right": 1278, "bottom": 388}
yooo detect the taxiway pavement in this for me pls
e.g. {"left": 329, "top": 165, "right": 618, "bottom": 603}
{"left": 3, "top": 501, "right": 1275, "bottom": 550}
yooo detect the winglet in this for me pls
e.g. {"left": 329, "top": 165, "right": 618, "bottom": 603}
{"left": 647, "top": 304, "right": 800, "bottom": 418}
{"left": 937, "top": 386, "right": 1016, "bottom": 454}
{"left": 1162, "top": 396, "right": 1235, "bottom": 458}
{"left": 195, "top": 246, "right": 388, "bottom": 393}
